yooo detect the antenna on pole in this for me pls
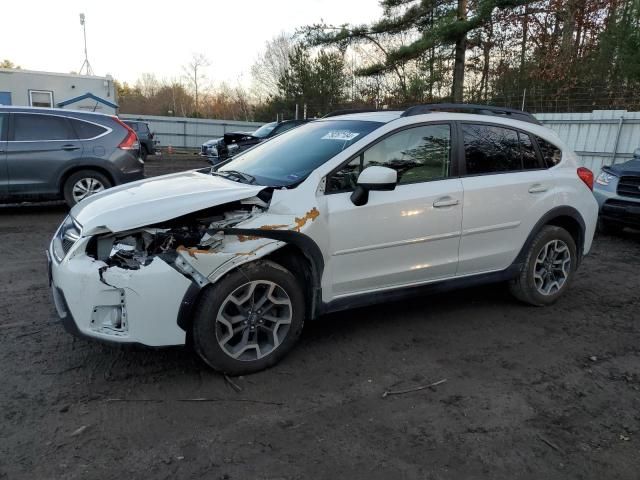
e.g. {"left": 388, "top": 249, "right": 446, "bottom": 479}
{"left": 79, "top": 13, "right": 94, "bottom": 75}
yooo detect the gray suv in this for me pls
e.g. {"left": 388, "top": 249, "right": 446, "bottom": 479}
{"left": 0, "top": 107, "right": 144, "bottom": 206}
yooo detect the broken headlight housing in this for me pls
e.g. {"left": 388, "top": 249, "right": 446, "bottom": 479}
{"left": 52, "top": 216, "right": 82, "bottom": 262}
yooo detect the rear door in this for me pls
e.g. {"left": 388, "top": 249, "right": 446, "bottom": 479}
{"left": 0, "top": 113, "right": 7, "bottom": 197}
{"left": 6, "top": 113, "right": 81, "bottom": 198}
{"left": 456, "top": 122, "right": 556, "bottom": 275}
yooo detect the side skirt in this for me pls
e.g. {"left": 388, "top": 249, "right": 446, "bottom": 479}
{"left": 320, "top": 263, "right": 522, "bottom": 316}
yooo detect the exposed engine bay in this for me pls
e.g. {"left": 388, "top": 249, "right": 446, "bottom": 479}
{"left": 87, "top": 201, "right": 268, "bottom": 272}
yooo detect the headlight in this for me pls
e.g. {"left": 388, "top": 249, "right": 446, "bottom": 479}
{"left": 209, "top": 146, "right": 219, "bottom": 156}
{"left": 51, "top": 216, "right": 82, "bottom": 262}
{"left": 595, "top": 171, "right": 617, "bottom": 186}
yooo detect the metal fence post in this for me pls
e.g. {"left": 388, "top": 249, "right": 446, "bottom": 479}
{"left": 182, "top": 121, "right": 187, "bottom": 149}
{"left": 611, "top": 115, "right": 624, "bottom": 165}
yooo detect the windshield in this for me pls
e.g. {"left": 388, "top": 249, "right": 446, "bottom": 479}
{"left": 218, "top": 120, "right": 383, "bottom": 187}
{"left": 252, "top": 122, "right": 278, "bottom": 138}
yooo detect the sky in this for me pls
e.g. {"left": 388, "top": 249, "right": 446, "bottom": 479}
{"left": 1, "top": 0, "right": 382, "bottom": 87}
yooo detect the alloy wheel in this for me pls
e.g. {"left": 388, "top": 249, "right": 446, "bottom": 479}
{"left": 72, "top": 177, "right": 105, "bottom": 203}
{"left": 533, "top": 239, "right": 571, "bottom": 296}
{"left": 215, "top": 280, "right": 292, "bottom": 361}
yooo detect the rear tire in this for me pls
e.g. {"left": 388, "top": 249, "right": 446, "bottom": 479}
{"left": 62, "top": 170, "right": 112, "bottom": 207}
{"left": 509, "top": 225, "right": 577, "bottom": 306}
{"left": 192, "top": 260, "right": 305, "bottom": 375}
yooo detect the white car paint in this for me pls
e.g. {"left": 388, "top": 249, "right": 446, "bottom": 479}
{"left": 49, "top": 111, "right": 598, "bottom": 348}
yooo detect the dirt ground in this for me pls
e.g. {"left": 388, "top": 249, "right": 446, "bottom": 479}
{"left": 1, "top": 154, "right": 639, "bottom": 479}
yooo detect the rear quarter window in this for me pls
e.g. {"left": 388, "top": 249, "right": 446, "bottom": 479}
{"left": 536, "top": 136, "right": 563, "bottom": 168}
{"left": 69, "top": 118, "right": 108, "bottom": 139}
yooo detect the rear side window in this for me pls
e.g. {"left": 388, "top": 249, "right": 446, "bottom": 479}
{"left": 462, "top": 124, "right": 543, "bottom": 174}
{"left": 536, "top": 136, "right": 562, "bottom": 168}
{"left": 137, "top": 123, "right": 149, "bottom": 134}
{"left": 69, "top": 118, "right": 108, "bottom": 139}
{"left": 520, "top": 132, "right": 541, "bottom": 169}
{"left": 13, "top": 114, "right": 75, "bottom": 141}
{"left": 462, "top": 124, "right": 521, "bottom": 174}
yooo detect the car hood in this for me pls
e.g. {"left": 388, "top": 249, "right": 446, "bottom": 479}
{"left": 203, "top": 138, "right": 222, "bottom": 146}
{"left": 71, "top": 170, "right": 265, "bottom": 234}
{"left": 604, "top": 159, "right": 640, "bottom": 176}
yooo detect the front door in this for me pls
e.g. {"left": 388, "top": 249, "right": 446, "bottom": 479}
{"left": 6, "top": 112, "right": 81, "bottom": 198}
{"left": 323, "top": 123, "right": 463, "bottom": 298}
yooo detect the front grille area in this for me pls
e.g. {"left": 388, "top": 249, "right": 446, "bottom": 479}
{"left": 617, "top": 176, "right": 640, "bottom": 199}
{"left": 201, "top": 145, "right": 208, "bottom": 155}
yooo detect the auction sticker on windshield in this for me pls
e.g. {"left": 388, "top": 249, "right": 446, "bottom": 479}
{"left": 321, "top": 131, "right": 360, "bottom": 141}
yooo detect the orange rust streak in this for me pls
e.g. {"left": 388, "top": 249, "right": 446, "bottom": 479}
{"left": 293, "top": 207, "right": 320, "bottom": 232}
{"left": 176, "top": 245, "right": 214, "bottom": 257}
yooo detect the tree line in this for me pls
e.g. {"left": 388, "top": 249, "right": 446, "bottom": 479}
{"left": 6, "top": 0, "right": 639, "bottom": 120}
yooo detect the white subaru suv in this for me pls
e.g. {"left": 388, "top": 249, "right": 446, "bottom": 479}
{"left": 48, "top": 105, "right": 598, "bottom": 375}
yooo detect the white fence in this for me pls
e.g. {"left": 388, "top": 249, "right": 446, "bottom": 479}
{"left": 119, "top": 114, "right": 263, "bottom": 150}
{"left": 536, "top": 110, "right": 640, "bottom": 172}
{"left": 121, "top": 110, "right": 640, "bottom": 171}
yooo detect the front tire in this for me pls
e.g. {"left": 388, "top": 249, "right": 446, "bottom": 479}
{"left": 63, "top": 170, "right": 112, "bottom": 207}
{"left": 509, "top": 225, "right": 577, "bottom": 306}
{"left": 192, "top": 260, "right": 305, "bottom": 375}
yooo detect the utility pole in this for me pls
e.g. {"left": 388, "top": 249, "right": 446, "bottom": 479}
{"left": 79, "top": 13, "right": 94, "bottom": 75}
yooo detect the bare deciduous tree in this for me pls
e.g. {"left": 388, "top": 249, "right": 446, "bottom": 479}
{"left": 183, "top": 53, "right": 210, "bottom": 116}
{"left": 251, "top": 33, "right": 293, "bottom": 99}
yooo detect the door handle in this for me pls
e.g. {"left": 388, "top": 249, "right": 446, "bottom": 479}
{"left": 528, "top": 184, "right": 548, "bottom": 193}
{"left": 61, "top": 144, "right": 80, "bottom": 151}
{"left": 433, "top": 197, "right": 460, "bottom": 208}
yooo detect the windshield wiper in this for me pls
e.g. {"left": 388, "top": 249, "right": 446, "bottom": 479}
{"left": 212, "top": 170, "right": 256, "bottom": 184}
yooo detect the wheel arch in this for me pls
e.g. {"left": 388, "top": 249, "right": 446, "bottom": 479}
{"left": 177, "top": 230, "right": 325, "bottom": 334}
{"left": 516, "top": 206, "right": 586, "bottom": 267}
{"left": 58, "top": 165, "right": 115, "bottom": 195}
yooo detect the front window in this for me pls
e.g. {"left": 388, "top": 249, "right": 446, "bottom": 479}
{"left": 29, "top": 90, "right": 53, "bottom": 108}
{"left": 252, "top": 122, "right": 278, "bottom": 139}
{"left": 218, "top": 120, "right": 382, "bottom": 187}
{"left": 327, "top": 124, "right": 451, "bottom": 192}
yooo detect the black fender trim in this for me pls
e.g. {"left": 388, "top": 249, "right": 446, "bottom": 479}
{"left": 176, "top": 229, "right": 326, "bottom": 332}
{"left": 222, "top": 228, "right": 325, "bottom": 319}
{"left": 513, "top": 206, "right": 586, "bottom": 267}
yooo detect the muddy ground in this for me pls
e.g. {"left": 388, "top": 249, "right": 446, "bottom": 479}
{"left": 1, "top": 154, "right": 639, "bottom": 479}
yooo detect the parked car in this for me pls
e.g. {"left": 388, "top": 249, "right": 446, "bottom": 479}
{"left": 48, "top": 104, "right": 598, "bottom": 375}
{"left": 122, "top": 120, "right": 157, "bottom": 160}
{"left": 201, "top": 119, "right": 308, "bottom": 162}
{"left": 0, "top": 106, "right": 143, "bottom": 206}
{"left": 593, "top": 148, "right": 640, "bottom": 233}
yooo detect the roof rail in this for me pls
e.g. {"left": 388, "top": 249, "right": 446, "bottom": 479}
{"left": 322, "top": 108, "right": 380, "bottom": 118}
{"left": 401, "top": 103, "right": 540, "bottom": 125}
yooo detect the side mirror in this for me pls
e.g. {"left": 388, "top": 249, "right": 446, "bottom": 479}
{"left": 350, "top": 166, "right": 397, "bottom": 206}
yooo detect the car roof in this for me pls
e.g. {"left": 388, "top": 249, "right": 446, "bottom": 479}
{"left": 319, "top": 110, "right": 564, "bottom": 147}
{"left": 0, "top": 105, "right": 114, "bottom": 118}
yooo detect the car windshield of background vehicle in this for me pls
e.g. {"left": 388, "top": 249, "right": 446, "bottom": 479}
{"left": 218, "top": 120, "right": 383, "bottom": 187}
{"left": 252, "top": 122, "right": 277, "bottom": 138}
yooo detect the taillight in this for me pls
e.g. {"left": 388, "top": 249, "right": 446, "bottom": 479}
{"left": 577, "top": 167, "right": 594, "bottom": 190}
{"left": 112, "top": 116, "right": 139, "bottom": 150}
